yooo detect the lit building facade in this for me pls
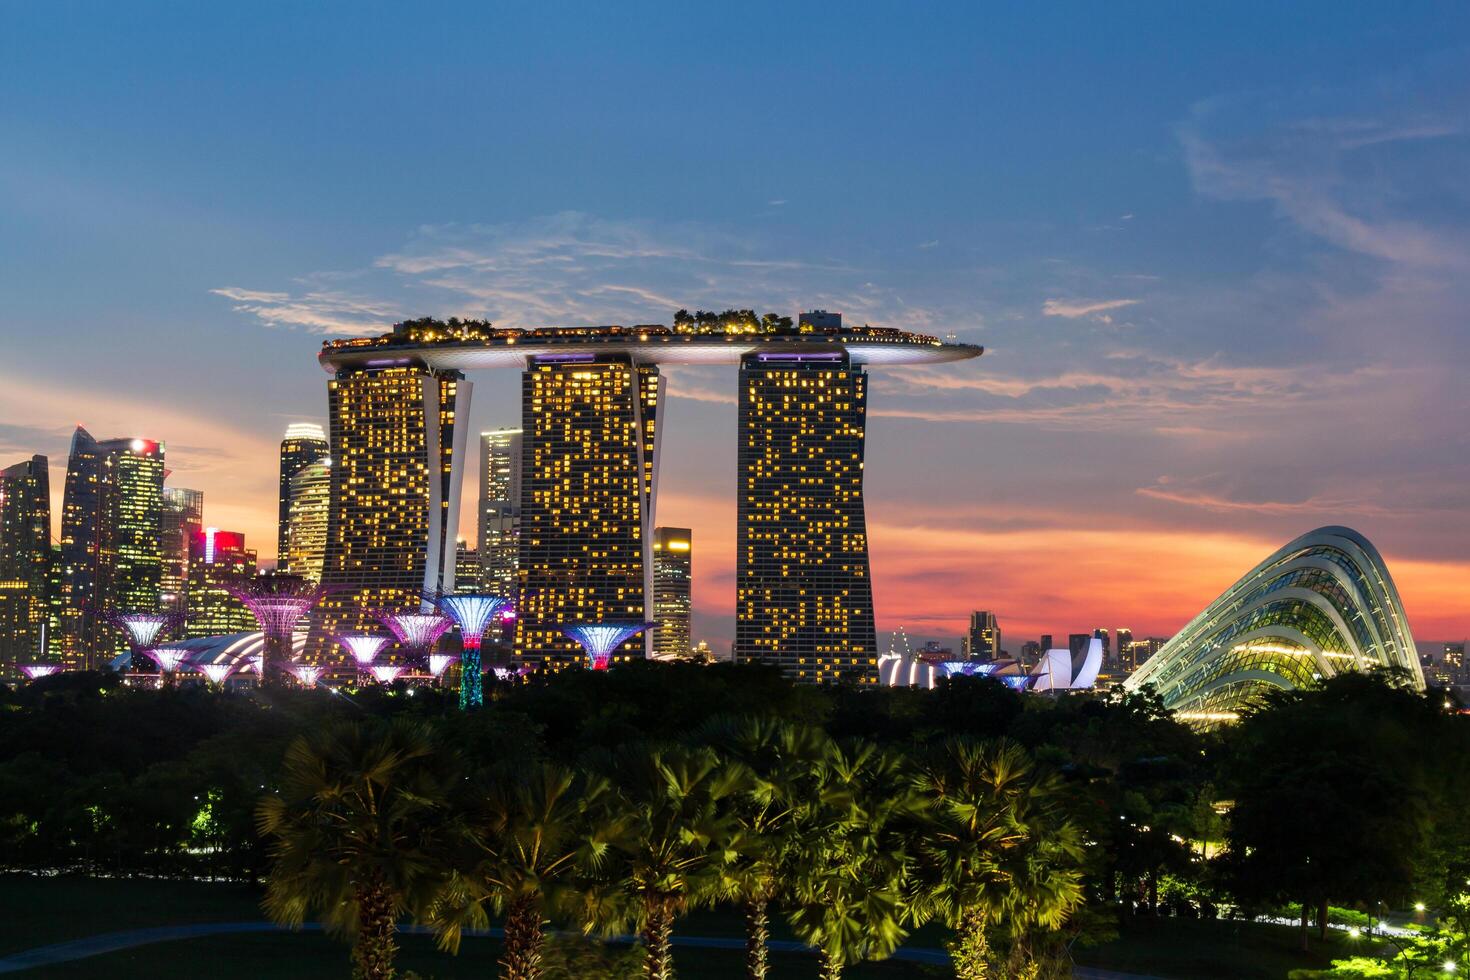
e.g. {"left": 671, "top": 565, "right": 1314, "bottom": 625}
{"left": 515, "top": 356, "right": 661, "bottom": 667}
{"left": 57, "top": 429, "right": 165, "bottom": 669}
{"left": 160, "top": 487, "right": 203, "bottom": 614}
{"left": 1126, "top": 526, "right": 1424, "bottom": 724}
{"left": 285, "top": 458, "right": 330, "bottom": 582}
{"left": 963, "top": 610, "right": 1000, "bottom": 661}
{"left": 651, "top": 526, "right": 692, "bottom": 659}
{"left": 0, "top": 455, "right": 52, "bottom": 667}
{"left": 478, "top": 428, "right": 522, "bottom": 598}
{"left": 454, "top": 540, "right": 479, "bottom": 594}
{"left": 734, "top": 349, "right": 877, "bottom": 683}
{"left": 313, "top": 367, "right": 470, "bottom": 664}
{"left": 278, "top": 423, "right": 328, "bottom": 563}
{"left": 184, "top": 529, "right": 258, "bottom": 637}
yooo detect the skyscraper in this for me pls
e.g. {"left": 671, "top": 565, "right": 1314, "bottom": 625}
{"left": 1092, "top": 627, "right": 1111, "bottom": 663}
{"left": 734, "top": 341, "right": 877, "bottom": 683}
{"left": 478, "top": 428, "right": 522, "bottom": 599}
{"left": 651, "top": 527, "right": 692, "bottom": 659}
{"left": 57, "top": 429, "right": 165, "bottom": 669}
{"left": 963, "top": 610, "right": 1000, "bottom": 661}
{"left": 313, "top": 367, "right": 470, "bottom": 663}
{"left": 515, "top": 356, "right": 661, "bottom": 667}
{"left": 160, "top": 487, "right": 203, "bottom": 614}
{"left": 285, "top": 458, "right": 330, "bottom": 582}
{"left": 278, "top": 423, "right": 328, "bottom": 563}
{"left": 1115, "top": 628, "right": 1134, "bottom": 667}
{"left": 184, "top": 528, "right": 257, "bottom": 637}
{"left": 454, "top": 539, "right": 479, "bottom": 594}
{"left": 0, "top": 455, "right": 51, "bottom": 668}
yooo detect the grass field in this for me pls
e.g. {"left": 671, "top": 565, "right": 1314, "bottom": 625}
{"left": 0, "top": 874, "right": 1359, "bottom": 978}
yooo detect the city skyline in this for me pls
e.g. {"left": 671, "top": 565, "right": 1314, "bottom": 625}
{"left": 3, "top": 4, "right": 1468, "bottom": 653}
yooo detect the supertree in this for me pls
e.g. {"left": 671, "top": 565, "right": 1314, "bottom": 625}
{"left": 377, "top": 609, "right": 453, "bottom": 668}
{"left": 370, "top": 663, "right": 407, "bottom": 685}
{"left": 558, "top": 622, "right": 655, "bottom": 671}
{"left": 427, "top": 653, "right": 455, "bottom": 679}
{"left": 433, "top": 593, "right": 511, "bottom": 709}
{"left": 145, "top": 647, "right": 190, "bottom": 687}
{"left": 289, "top": 664, "right": 325, "bottom": 687}
{"left": 20, "top": 663, "right": 60, "bottom": 681}
{"left": 194, "top": 662, "right": 237, "bottom": 687}
{"left": 106, "top": 611, "right": 186, "bottom": 673}
{"left": 225, "top": 574, "right": 329, "bottom": 687}
{"left": 337, "top": 633, "right": 390, "bottom": 670}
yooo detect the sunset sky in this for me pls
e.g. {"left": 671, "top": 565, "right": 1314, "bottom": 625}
{"left": 3, "top": 4, "right": 1467, "bottom": 651}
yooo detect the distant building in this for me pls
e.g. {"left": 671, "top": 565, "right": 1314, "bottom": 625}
{"left": 1093, "top": 628, "right": 1110, "bottom": 663}
{"left": 184, "top": 529, "right": 258, "bottom": 638}
{"left": 478, "top": 428, "right": 522, "bottom": 599}
{"left": 652, "top": 527, "right": 692, "bottom": 659}
{"left": 454, "top": 540, "right": 479, "bottom": 593}
{"left": 735, "top": 333, "right": 877, "bottom": 684}
{"left": 0, "top": 455, "right": 52, "bottom": 669}
{"left": 57, "top": 429, "right": 165, "bottom": 669}
{"left": 1445, "top": 643, "right": 1465, "bottom": 671}
{"left": 798, "top": 310, "right": 844, "bottom": 332}
{"left": 278, "top": 423, "right": 328, "bottom": 563}
{"left": 964, "top": 611, "right": 1000, "bottom": 661}
{"left": 285, "top": 458, "right": 331, "bottom": 582}
{"left": 1019, "top": 640, "right": 1042, "bottom": 665}
{"left": 1068, "top": 634, "right": 1091, "bottom": 658}
{"left": 160, "top": 487, "right": 203, "bottom": 614}
{"left": 1114, "top": 628, "right": 1134, "bottom": 667}
{"left": 1039, "top": 634, "right": 1053, "bottom": 653}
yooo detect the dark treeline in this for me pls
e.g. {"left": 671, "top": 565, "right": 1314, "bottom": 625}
{"left": 2, "top": 664, "right": 1468, "bottom": 980}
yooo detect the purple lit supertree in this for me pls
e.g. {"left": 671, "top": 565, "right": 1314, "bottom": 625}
{"left": 289, "top": 664, "right": 325, "bottom": 687}
{"left": 107, "top": 611, "right": 186, "bottom": 673}
{"left": 433, "top": 594, "right": 511, "bottom": 709}
{"left": 225, "top": 574, "right": 329, "bottom": 687}
{"left": 194, "top": 662, "right": 237, "bottom": 687}
{"left": 20, "top": 663, "right": 61, "bottom": 681}
{"left": 337, "top": 633, "right": 391, "bottom": 670}
{"left": 377, "top": 610, "right": 453, "bottom": 666}
{"left": 145, "top": 647, "right": 190, "bottom": 687}
{"left": 370, "top": 663, "right": 407, "bottom": 685}
{"left": 558, "top": 622, "right": 655, "bottom": 671}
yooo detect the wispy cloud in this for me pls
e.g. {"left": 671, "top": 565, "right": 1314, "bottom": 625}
{"left": 210, "top": 286, "right": 400, "bottom": 335}
{"left": 1041, "top": 297, "right": 1139, "bottom": 321}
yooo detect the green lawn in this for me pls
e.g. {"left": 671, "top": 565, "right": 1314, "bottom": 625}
{"left": 0, "top": 874, "right": 1372, "bottom": 979}
{"left": 1073, "top": 915, "right": 1355, "bottom": 979}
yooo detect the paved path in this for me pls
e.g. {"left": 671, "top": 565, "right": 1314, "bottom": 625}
{"left": 0, "top": 920, "right": 1159, "bottom": 977}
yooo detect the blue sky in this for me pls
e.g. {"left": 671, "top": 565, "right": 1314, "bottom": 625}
{"left": 3, "top": 2, "right": 1467, "bottom": 648}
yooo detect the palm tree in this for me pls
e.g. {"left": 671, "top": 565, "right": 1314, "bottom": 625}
{"left": 784, "top": 741, "right": 925, "bottom": 980}
{"left": 586, "top": 743, "right": 750, "bottom": 980}
{"left": 432, "top": 762, "right": 614, "bottom": 980}
{"left": 914, "top": 738, "right": 1085, "bottom": 980}
{"left": 255, "top": 720, "right": 457, "bottom": 980}
{"left": 699, "top": 717, "right": 838, "bottom": 980}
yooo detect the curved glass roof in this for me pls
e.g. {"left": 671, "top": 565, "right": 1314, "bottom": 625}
{"left": 1124, "top": 526, "right": 1423, "bottom": 724}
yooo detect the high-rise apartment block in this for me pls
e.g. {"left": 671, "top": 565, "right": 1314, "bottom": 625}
{"left": 184, "top": 529, "right": 258, "bottom": 637}
{"left": 454, "top": 540, "right": 479, "bottom": 594}
{"left": 160, "top": 487, "right": 203, "bottom": 614}
{"left": 0, "top": 455, "right": 52, "bottom": 669}
{"left": 652, "top": 527, "right": 692, "bottom": 659}
{"left": 57, "top": 429, "right": 165, "bottom": 669}
{"left": 515, "top": 357, "right": 661, "bottom": 667}
{"left": 478, "top": 428, "right": 522, "bottom": 598}
{"left": 314, "top": 367, "right": 470, "bottom": 662}
{"left": 278, "top": 423, "right": 328, "bottom": 563}
{"left": 285, "top": 458, "right": 330, "bottom": 582}
{"left": 734, "top": 343, "right": 877, "bottom": 683}
{"left": 963, "top": 610, "right": 1001, "bottom": 660}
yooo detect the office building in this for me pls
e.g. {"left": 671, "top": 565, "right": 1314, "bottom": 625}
{"left": 1126, "top": 526, "right": 1423, "bottom": 724}
{"left": 313, "top": 367, "right": 470, "bottom": 663}
{"left": 57, "top": 428, "right": 165, "bottom": 669}
{"left": 284, "top": 458, "right": 330, "bottom": 582}
{"left": 184, "top": 529, "right": 258, "bottom": 638}
{"left": 1114, "top": 628, "right": 1134, "bottom": 667}
{"left": 478, "top": 428, "right": 522, "bottom": 598}
{"left": 515, "top": 357, "right": 661, "bottom": 666}
{"left": 0, "top": 455, "right": 52, "bottom": 667}
{"left": 963, "top": 611, "right": 1001, "bottom": 661}
{"left": 278, "top": 423, "right": 328, "bottom": 563}
{"left": 651, "top": 527, "right": 692, "bottom": 659}
{"left": 1092, "top": 628, "right": 1110, "bottom": 662}
{"left": 454, "top": 539, "right": 479, "bottom": 593}
{"left": 734, "top": 343, "right": 877, "bottom": 683}
{"left": 160, "top": 487, "right": 203, "bottom": 614}
{"left": 1039, "top": 634, "right": 1053, "bottom": 654}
